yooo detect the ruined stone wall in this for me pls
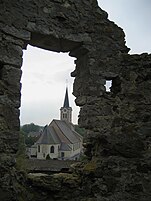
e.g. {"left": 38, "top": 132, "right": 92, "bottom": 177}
{"left": 0, "top": 0, "right": 150, "bottom": 200}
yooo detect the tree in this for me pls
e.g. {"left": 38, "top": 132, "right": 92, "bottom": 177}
{"left": 20, "top": 123, "right": 43, "bottom": 147}
{"left": 74, "top": 125, "right": 86, "bottom": 137}
{"left": 21, "top": 123, "right": 41, "bottom": 134}
{"left": 24, "top": 136, "right": 38, "bottom": 147}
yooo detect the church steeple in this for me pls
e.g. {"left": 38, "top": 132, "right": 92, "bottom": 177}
{"left": 60, "top": 86, "right": 72, "bottom": 123}
{"left": 63, "top": 87, "right": 69, "bottom": 108}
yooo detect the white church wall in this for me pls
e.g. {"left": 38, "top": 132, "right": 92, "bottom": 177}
{"left": 37, "top": 144, "right": 45, "bottom": 159}
{"left": 30, "top": 146, "right": 37, "bottom": 157}
{"left": 48, "top": 144, "right": 60, "bottom": 159}
{"left": 37, "top": 144, "right": 59, "bottom": 159}
{"left": 59, "top": 150, "right": 72, "bottom": 159}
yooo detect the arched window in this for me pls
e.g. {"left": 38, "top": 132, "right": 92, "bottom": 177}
{"left": 63, "top": 113, "right": 67, "bottom": 118}
{"left": 50, "top": 146, "right": 54, "bottom": 153}
{"left": 38, "top": 145, "right": 40, "bottom": 153}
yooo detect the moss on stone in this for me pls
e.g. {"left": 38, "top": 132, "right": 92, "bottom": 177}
{"left": 15, "top": 132, "right": 27, "bottom": 172}
{"left": 83, "top": 160, "right": 97, "bottom": 173}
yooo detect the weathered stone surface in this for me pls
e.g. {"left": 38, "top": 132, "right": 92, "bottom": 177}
{"left": 0, "top": 0, "right": 151, "bottom": 200}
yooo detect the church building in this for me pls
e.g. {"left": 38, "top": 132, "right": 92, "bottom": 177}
{"left": 30, "top": 87, "right": 83, "bottom": 160}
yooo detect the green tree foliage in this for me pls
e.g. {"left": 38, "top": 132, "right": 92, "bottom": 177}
{"left": 24, "top": 136, "right": 38, "bottom": 147}
{"left": 17, "top": 130, "right": 26, "bottom": 156}
{"left": 21, "top": 123, "right": 41, "bottom": 134}
{"left": 74, "top": 125, "right": 86, "bottom": 137}
{"left": 20, "top": 123, "right": 43, "bottom": 147}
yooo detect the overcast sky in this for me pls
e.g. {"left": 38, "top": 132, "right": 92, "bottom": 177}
{"left": 20, "top": 0, "right": 151, "bottom": 126}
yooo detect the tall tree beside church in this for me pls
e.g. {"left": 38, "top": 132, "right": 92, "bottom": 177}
{"left": 20, "top": 123, "right": 42, "bottom": 147}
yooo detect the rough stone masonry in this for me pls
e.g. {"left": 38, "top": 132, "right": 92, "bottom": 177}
{"left": 0, "top": 0, "right": 151, "bottom": 200}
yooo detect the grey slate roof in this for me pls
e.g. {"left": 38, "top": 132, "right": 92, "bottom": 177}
{"left": 35, "top": 120, "right": 82, "bottom": 153}
{"left": 72, "top": 130, "right": 83, "bottom": 141}
{"left": 36, "top": 125, "right": 60, "bottom": 144}
{"left": 60, "top": 142, "right": 72, "bottom": 151}
{"left": 53, "top": 120, "right": 79, "bottom": 144}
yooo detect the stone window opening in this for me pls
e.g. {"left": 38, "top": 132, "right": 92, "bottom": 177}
{"left": 104, "top": 77, "right": 121, "bottom": 94}
{"left": 21, "top": 44, "right": 80, "bottom": 126}
{"left": 1, "top": 2, "right": 150, "bottom": 200}
{"left": 105, "top": 80, "right": 112, "bottom": 92}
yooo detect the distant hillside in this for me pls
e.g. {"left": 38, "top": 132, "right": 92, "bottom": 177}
{"left": 21, "top": 123, "right": 43, "bottom": 134}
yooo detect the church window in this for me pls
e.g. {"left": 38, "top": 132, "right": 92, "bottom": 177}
{"left": 50, "top": 146, "right": 54, "bottom": 153}
{"left": 38, "top": 145, "right": 40, "bottom": 152}
{"left": 63, "top": 113, "right": 67, "bottom": 118}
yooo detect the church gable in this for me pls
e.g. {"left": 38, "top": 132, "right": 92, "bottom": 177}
{"left": 49, "top": 120, "right": 71, "bottom": 144}
{"left": 36, "top": 125, "right": 60, "bottom": 145}
{"left": 53, "top": 120, "right": 80, "bottom": 144}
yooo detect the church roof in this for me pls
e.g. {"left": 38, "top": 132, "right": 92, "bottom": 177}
{"left": 36, "top": 125, "right": 60, "bottom": 144}
{"left": 60, "top": 142, "right": 72, "bottom": 151}
{"left": 63, "top": 87, "right": 70, "bottom": 108}
{"left": 53, "top": 120, "right": 80, "bottom": 144}
{"left": 36, "top": 120, "right": 82, "bottom": 148}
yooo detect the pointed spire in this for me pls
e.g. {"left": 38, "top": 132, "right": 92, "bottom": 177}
{"left": 63, "top": 87, "right": 69, "bottom": 108}
{"left": 60, "top": 83, "right": 72, "bottom": 123}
